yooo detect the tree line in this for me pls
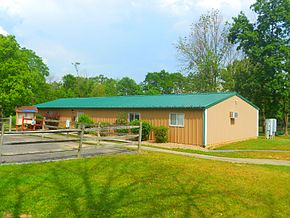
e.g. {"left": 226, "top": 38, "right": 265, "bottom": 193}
{"left": 0, "top": 0, "right": 288, "bottom": 134}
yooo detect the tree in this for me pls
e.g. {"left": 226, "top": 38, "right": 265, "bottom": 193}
{"left": 91, "top": 76, "right": 118, "bottom": 97}
{"left": 103, "top": 79, "right": 118, "bottom": 96}
{"left": 62, "top": 74, "right": 78, "bottom": 97}
{"left": 116, "top": 77, "right": 141, "bottom": 96}
{"left": 0, "top": 35, "right": 49, "bottom": 116}
{"left": 221, "top": 59, "right": 254, "bottom": 92}
{"left": 228, "top": 0, "right": 289, "bottom": 135}
{"left": 61, "top": 74, "right": 97, "bottom": 97}
{"left": 176, "top": 9, "right": 236, "bottom": 92}
{"left": 142, "top": 70, "right": 186, "bottom": 94}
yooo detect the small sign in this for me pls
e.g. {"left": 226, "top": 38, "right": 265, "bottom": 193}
{"left": 66, "top": 119, "right": 70, "bottom": 128}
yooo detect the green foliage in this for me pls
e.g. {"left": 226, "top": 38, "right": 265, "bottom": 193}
{"left": 99, "top": 121, "right": 112, "bottom": 127}
{"left": 11, "top": 115, "right": 16, "bottom": 126}
{"left": 77, "top": 114, "right": 93, "bottom": 125}
{"left": 116, "top": 112, "right": 129, "bottom": 133}
{"left": 116, "top": 77, "right": 141, "bottom": 96}
{"left": 153, "top": 126, "right": 168, "bottom": 143}
{"left": 116, "top": 112, "right": 128, "bottom": 125}
{"left": 130, "top": 120, "right": 152, "bottom": 141}
{"left": 142, "top": 70, "right": 186, "bottom": 94}
{"left": 36, "top": 113, "right": 43, "bottom": 119}
{"left": 228, "top": 0, "right": 290, "bottom": 134}
{"left": 176, "top": 9, "right": 236, "bottom": 92}
{"left": 0, "top": 35, "right": 49, "bottom": 116}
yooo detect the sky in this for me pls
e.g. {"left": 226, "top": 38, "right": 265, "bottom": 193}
{"left": 0, "top": 0, "right": 255, "bottom": 82}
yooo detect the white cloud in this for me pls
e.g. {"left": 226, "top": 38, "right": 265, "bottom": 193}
{"left": 159, "top": 0, "right": 194, "bottom": 16}
{"left": 197, "top": 0, "right": 241, "bottom": 10}
{"left": 0, "top": 0, "right": 255, "bottom": 80}
{"left": 0, "top": 26, "right": 9, "bottom": 36}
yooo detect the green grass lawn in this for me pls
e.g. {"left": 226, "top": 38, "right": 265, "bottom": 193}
{"left": 167, "top": 147, "right": 290, "bottom": 160}
{"left": 144, "top": 145, "right": 290, "bottom": 160}
{"left": 0, "top": 153, "right": 290, "bottom": 217}
{"left": 212, "top": 136, "right": 290, "bottom": 151}
{"left": 144, "top": 136, "right": 290, "bottom": 160}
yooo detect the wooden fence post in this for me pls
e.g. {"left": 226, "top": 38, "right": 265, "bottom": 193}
{"left": 0, "top": 122, "right": 4, "bottom": 157}
{"left": 9, "top": 115, "right": 12, "bottom": 132}
{"left": 97, "top": 122, "right": 101, "bottom": 146}
{"left": 138, "top": 122, "right": 142, "bottom": 153}
{"left": 78, "top": 124, "right": 84, "bottom": 158}
{"left": 42, "top": 117, "right": 46, "bottom": 140}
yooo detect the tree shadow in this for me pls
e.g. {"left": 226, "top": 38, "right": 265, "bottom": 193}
{"left": 0, "top": 166, "right": 45, "bottom": 218}
{"left": 0, "top": 155, "right": 278, "bottom": 217}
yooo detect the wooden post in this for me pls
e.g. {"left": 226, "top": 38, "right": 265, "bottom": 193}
{"left": 42, "top": 117, "right": 46, "bottom": 140}
{"left": 22, "top": 116, "right": 24, "bottom": 131}
{"left": 138, "top": 121, "right": 142, "bottom": 153}
{"left": 97, "top": 122, "right": 101, "bottom": 146}
{"left": 0, "top": 122, "right": 4, "bottom": 157}
{"left": 78, "top": 124, "right": 84, "bottom": 158}
{"left": 9, "top": 115, "right": 12, "bottom": 132}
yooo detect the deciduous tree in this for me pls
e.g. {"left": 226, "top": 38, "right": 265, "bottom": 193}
{"left": 0, "top": 35, "right": 49, "bottom": 116}
{"left": 142, "top": 70, "right": 186, "bottom": 94}
{"left": 176, "top": 9, "right": 236, "bottom": 92}
{"left": 228, "top": 0, "right": 289, "bottom": 134}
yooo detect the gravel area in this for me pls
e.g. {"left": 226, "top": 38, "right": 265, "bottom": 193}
{"left": 0, "top": 135, "right": 134, "bottom": 165}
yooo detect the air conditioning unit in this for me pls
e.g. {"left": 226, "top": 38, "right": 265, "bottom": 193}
{"left": 230, "top": 112, "right": 238, "bottom": 119}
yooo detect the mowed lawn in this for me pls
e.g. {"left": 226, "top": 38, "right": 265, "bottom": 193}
{"left": 0, "top": 153, "right": 290, "bottom": 217}
{"left": 145, "top": 136, "right": 290, "bottom": 160}
{"left": 212, "top": 136, "right": 290, "bottom": 150}
{"left": 159, "top": 148, "right": 290, "bottom": 160}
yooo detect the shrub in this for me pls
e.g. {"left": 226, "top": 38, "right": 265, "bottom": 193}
{"left": 77, "top": 114, "right": 93, "bottom": 125}
{"left": 36, "top": 113, "right": 43, "bottom": 119}
{"left": 130, "top": 120, "right": 151, "bottom": 141}
{"left": 12, "top": 115, "right": 16, "bottom": 126}
{"left": 116, "top": 112, "right": 129, "bottom": 133}
{"left": 153, "top": 126, "right": 168, "bottom": 143}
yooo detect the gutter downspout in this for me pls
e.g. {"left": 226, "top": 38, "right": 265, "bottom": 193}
{"left": 257, "top": 109, "right": 259, "bottom": 137}
{"left": 203, "top": 109, "right": 208, "bottom": 147}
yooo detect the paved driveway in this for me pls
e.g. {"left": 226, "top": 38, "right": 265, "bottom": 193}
{"left": 0, "top": 135, "right": 134, "bottom": 165}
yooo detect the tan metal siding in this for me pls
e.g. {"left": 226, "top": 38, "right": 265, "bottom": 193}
{"left": 207, "top": 96, "right": 258, "bottom": 145}
{"left": 39, "top": 108, "right": 203, "bottom": 145}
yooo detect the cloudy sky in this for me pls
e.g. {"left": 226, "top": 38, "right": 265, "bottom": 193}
{"left": 0, "top": 0, "right": 255, "bottom": 81}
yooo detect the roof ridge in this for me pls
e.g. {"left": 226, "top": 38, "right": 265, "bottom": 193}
{"left": 51, "top": 92, "right": 236, "bottom": 100}
{"left": 35, "top": 92, "right": 249, "bottom": 110}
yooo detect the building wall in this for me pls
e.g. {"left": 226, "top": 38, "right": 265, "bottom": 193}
{"left": 206, "top": 96, "right": 258, "bottom": 145}
{"left": 39, "top": 108, "right": 204, "bottom": 145}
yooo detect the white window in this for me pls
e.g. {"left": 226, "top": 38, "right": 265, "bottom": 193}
{"left": 128, "top": 112, "right": 140, "bottom": 122}
{"left": 169, "top": 113, "right": 184, "bottom": 127}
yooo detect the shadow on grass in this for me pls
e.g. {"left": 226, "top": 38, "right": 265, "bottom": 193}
{"left": 46, "top": 162, "right": 241, "bottom": 217}
{"left": 0, "top": 167, "right": 45, "bottom": 218}
{"left": 0, "top": 155, "right": 279, "bottom": 217}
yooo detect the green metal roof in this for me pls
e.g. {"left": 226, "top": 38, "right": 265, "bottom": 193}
{"left": 35, "top": 92, "right": 259, "bottom": 110}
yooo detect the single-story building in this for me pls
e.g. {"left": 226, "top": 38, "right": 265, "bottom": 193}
{"left": 35, "top": 92, "right": 259, "bottom": 146}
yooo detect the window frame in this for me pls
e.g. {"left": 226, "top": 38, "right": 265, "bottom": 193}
{"left": 128, "top": 112, "right": 141, "bottom": 122}
{"left": 169, "top": 112, "right": 185, "bottom": 127}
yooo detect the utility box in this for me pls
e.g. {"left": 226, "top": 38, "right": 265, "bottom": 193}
{"left": 265, "top": 118, "right": 277, "bottom": 139}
